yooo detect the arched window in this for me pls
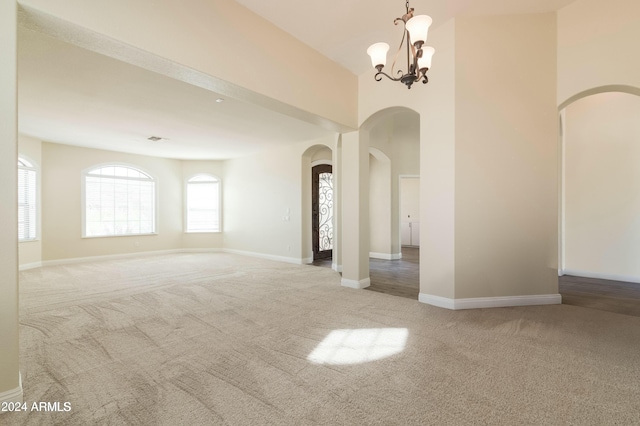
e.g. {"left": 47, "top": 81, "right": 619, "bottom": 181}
{"left": 186, "top": 174, "right": 220, "bottom": 232}
{"left": 18, "top": 156, "right": 37, "bottom": 241}
{"left": 83, "top": 164, "right": 156, "bottom": 237}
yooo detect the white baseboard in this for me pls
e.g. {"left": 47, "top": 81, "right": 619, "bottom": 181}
{"left": 341, "top": 277, "right": 371, "bottom": 289}
{"left": 40, "top": 249, "right": 185, "bottom": 268}
{"left": 562, "top": 269, "right": 640, "bottom": 284}
{"left": 28, "top": 248, "right": 314, "bottom": 269}
{"left": 332, "top": 263, "right": 342, "bottom": 273}
{"left": 419, "top": 293, "right": 562, "bottom": 310}
{"left": 0, "top": 373, "right": 22, "bottom": 405}
{"left": 369, "top": 252, "right": 402, "bottom": 260}
{"left": 19, "top": 261, "right": 42, "bottom": 271}
{"left": 180, "top": 248, "right": 224, "bottom": 253}
{"left": 222, "top": 249, "right": 306, "bottom": 265}
{"left": 302, "top": 257, "right": 313, "bottom": 265}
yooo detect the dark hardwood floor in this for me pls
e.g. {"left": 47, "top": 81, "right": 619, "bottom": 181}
{"left": 559, "top": 274, "right": 640, "bottom": 317}
{"left": 311, "top": 247, "right": 420, "bottom": 300}
{"left": 312, "top": 250, "right": 640, "bottom": 316}
{"left": 366, "top": 247, "right": 419, "bottom": 299}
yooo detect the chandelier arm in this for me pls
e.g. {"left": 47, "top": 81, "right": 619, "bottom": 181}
{"left": 420, "top": 69, "right": 429, "bottom": 84}
{"left": 410, "top": 41, "right": 420, "bottom": 74}
{"left": 391, "top": 18, "right": 407, "bottom": 77}
{"left": 374, "top": 70, "right": 404, "bottom": 82}
{"left": 406, "top": 30, "right": 411, "bottom": 73}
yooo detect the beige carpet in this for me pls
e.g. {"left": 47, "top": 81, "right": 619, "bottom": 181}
{"left": 4, "top": 253, "right": 640, "bottom": 425}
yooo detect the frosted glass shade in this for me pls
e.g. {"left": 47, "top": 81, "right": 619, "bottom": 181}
{"left": 367, "top": 42, "right": 390, "bottom": 68}
{"left": 418, "top": 46, "right": 435, "bottom": 70}
{"left": 406, "top": 15, "right": 432, "bottom": 46}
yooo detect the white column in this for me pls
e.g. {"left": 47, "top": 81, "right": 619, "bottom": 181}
{"left": 340, "top": 131, "right": 370, "bottom": 288}
{"left": 0, "top": 0, "right": 23, "bottom": 405}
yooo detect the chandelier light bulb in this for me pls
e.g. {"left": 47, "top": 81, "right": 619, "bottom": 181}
{"left": 405, "top": 15, "right": 432, "bottom": 46}
{"left": 418, "top": 46, "right": 435, "bottom": 70}
{"left": 367, "top": 42, "right": 390, "bottom": 68}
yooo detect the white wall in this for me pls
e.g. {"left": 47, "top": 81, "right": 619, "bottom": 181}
{"left": 557, "top": 0, "right": 640, "bottom": 106}
{"left": 18, "top": 134, "right": 42, "bottom": 267}
{"left": 565, "top": 92, "right": 640, "bottom": 280}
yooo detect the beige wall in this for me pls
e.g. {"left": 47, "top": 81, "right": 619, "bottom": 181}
{"left": 400, "top": 177, "right": 420, "bottom": 224}
{"left": 41, "top": 143, "right": 183, "bottom": 261}
{"left": 223, "top": 141, "right": 307, "bottom": 261}
{"left": 19, "top": 0, "right": 357, "bottom": 131}
{"left": 565, "top": 92, "right": 640, "bottom": 280}
{"left": 18, "top": 134, "right": 42, "bottom": 267}
{"left": 0, "top": 0, "right": 21, "bottom": 401}
{"left": 342, "top": 131, "right": 370, "bottom": 284}
{"left": 454, "top": 13, "right": 558, "bottom": 299}
{"left": 369, "top": 152, "right": 392, "bottom": 255}
{"left": 557, "top": 0, "right": 640, "bottom": 105}
{"left": 311, "top": 147, "right": 332, "bottom": 163}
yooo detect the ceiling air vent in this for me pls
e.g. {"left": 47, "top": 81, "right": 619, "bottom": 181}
{"left": 147, "top": 136, "right": 163, "bottom": 142}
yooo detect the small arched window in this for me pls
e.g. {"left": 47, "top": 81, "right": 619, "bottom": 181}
{"left": 83, "top": 164, "right": 156, "bottom": 237}
{"left": 186, "top": 174, "right": 220, "bottom": 232}
{"left": 18, "top": 156, "right": 37, "bottom": 241}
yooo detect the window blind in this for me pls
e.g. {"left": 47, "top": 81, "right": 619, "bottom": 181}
{"left": 18, "top": 164, "right": 36, "bottom": 241}
{"left": 84, "top": 166, "right": 156, "bottom": 237}
{"left": 187, "top": 175, "right": 219, "bottom": 232}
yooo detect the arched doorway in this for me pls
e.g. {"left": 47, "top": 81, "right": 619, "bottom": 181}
{"left": 559, "top": 86, "right": 640, "bottom": 316}
{"left": 361, "top": 107, "right": 421, "bottom": 299}
{"left": 301, "top": 142, "right": 340, "bottom": 269}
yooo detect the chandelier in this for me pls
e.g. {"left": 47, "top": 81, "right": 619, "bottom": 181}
{"left": 366, "top": 1, "right": 435, "bottom": 89}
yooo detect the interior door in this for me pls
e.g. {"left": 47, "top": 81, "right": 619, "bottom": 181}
{"left": 312, "top": 164, "right": 333, "bottom": 260}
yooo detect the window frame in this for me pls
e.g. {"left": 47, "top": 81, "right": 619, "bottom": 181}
{"left": 184, "top": 173, "right": 222, "bottom": 233}
{"left": 81, "top": 162, "right": 159, "bottom": 238}
{"left": 18, "top": 155, "right": 39, "bottom": 242}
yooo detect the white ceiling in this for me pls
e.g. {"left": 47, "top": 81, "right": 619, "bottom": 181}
{"left": 18, "top": 0, "right": 578, "bottom": 160}
{"left": 18, "top": 28, "right": 334, "bottom": 160}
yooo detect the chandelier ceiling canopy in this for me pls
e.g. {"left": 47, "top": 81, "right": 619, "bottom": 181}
{"left": 366, "top": 1, "right": 436, "bottom": 89}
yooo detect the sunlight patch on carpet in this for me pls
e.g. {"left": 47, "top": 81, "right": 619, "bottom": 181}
{"left": 307, "top": 328, "right": 408, "bottom": 365}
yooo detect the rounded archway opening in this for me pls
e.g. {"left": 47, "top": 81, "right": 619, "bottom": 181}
{"left": 361, "top": 107, "right": 421, "bottom": 299}
{"left": 559, "top": 87, "right": 640, "bottom": 314}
